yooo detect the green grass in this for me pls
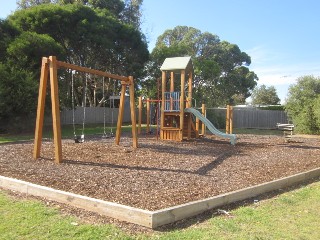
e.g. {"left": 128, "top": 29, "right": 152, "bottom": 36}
{"left": 1, "top": 180, "right": 320, "bottom": 239}
{"left": 0, "top": 124, "right": 134, "bottom": 143}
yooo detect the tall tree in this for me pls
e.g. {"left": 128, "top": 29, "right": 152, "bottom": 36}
{"left": 251, "top": 84, "right": 280, "bottom": 105}
{"left": 145, "top": 26, "right": 258, "bottom": 106}
{"left": 285, "top": 75, "right": 320, "bottom": 134}
{"left": 0, "top": 3, "right": 148, "bottom": 129}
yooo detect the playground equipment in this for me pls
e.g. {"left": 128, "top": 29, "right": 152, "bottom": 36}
{"left": 33, "top": 56, "right": 138, "bottom": 164}
{"left": 158, "top": 56, "right": 236, "bottom": 144}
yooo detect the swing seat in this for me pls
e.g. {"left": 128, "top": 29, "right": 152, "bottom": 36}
{"left": 102, "top": 132, "right": 114, "bottom": 139}
{"left": 74, "top": 134, "right": 84, "bottom": 143}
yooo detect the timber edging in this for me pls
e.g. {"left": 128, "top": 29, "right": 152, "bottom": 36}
{"left": 1, "top": 167, "right": 320, "bottom": 229}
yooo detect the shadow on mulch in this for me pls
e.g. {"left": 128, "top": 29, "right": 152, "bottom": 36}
{"left": 62, "top": 151, "right": 234, "bottom": 177}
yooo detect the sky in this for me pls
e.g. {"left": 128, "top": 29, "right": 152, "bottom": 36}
{"left": 1, "top": 0, "right": 320, "bottom": 104}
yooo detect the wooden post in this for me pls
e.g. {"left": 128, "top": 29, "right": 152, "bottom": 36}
{"left": 160, "top": 71, "right": 166, "bottom": 139}
{"left": 230, "top": 106, "right": 233, "bottom": 134}
{"left": 187, "top": 72, "right": 192, "bottom": 108}
{"left": 180, "top": 70, "right": 185, "bottom": 140}
{"left": 138, "top": 96, "right": 142, "bottom": 134}
{"left": 226, "top": 105, "right": 230, "bottom": 134}
{"left": 115, "top": 83, "right": 127, "bottom": 146}
{"left": 128, "top": 76, "right": 138, "bottom": 148}
{"left": 202, "top": 103, "right": 206, "bottom": 136}
{"left": 33, "top": 57, "right": 49, "bottom": 160}
{"left": 49, "top": 56, "right": 62, "bottom": 164}
{"left": 170, "top": 71, "right": 174, "bottom": 92}
{"left": 146, "top": 98, "right": 150, "bottom": 133}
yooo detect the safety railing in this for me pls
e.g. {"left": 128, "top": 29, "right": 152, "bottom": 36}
{"left": 164, "top": 92, "right": 180, "bottom": 112}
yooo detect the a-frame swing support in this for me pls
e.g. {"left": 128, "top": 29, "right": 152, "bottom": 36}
{"left": 33, "top": 56, "right": 138, "bottom": 164}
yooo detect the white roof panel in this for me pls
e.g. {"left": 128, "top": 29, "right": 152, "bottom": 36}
{"left": 160, "top": 56, "right": 193, "bottom": 71}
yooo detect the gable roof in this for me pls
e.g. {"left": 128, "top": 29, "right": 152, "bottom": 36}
{"left": 160, "top": 56, "right": 193, "bottom": 72}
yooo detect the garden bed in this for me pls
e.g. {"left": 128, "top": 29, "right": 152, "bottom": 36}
{"left": 1, "top": 134, "right": 320, "bottom": 211}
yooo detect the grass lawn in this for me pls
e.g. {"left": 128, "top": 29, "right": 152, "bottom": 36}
{"left": 0, "top": 124, "right": 134, "bottom": 144}
{"left": 1, "top": 179, "right": 320, "bottom": 239}
{"left": 0, "top": 126, "right": 282, "bottom": 144}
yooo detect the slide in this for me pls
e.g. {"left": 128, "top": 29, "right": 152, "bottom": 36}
{"left": 185, "top": 108, "right": 236, "bottom": 145}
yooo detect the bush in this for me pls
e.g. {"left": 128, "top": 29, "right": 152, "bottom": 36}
{"left": 285, "top": 76, "right": 320, "bottom": 134}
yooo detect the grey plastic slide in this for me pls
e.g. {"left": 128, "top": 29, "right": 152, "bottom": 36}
{"left": 185, "top": 108, "right": 236, "bottom": 145}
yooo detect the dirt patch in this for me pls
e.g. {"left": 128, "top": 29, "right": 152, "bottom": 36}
{"left": 1, "top": 134, "right": 320, "bottom": 211}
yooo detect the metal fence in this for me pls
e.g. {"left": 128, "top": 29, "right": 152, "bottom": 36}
{"left": 60, "top": 107, "right": 130, "bottom": 125}
{"left": 206, "top": 107, "right": 289, "bottom": 129}
{"left": 59, "top": 106, "right": 288, "bottom": 129}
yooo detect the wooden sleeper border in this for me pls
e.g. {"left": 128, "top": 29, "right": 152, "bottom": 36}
{"left": 1, "top": 167, "right": 320, "bottom": 229}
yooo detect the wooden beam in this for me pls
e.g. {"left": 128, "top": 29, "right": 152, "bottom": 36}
{"left": 128, "top": 76, "right": 138, "bottom": 148}
{"left": 138, "top": 96, "right": 142, "bottom": 134}
{"left": 57, "top": 60, "right": 129, "bottom": 82}
{"left": 146, "top": 98, "right": 150, "bottom": 133}
{"left": 187, "top": 71, "right": 192, "bottom": 108}
{"left": 33, "top": 57, "right": 49, "bottom": 159}
{"left": 202, "top": 104, "right": 206, "bottom": 136}
{"left": 115, "top": 84, "right": 127, "bottom": 145}
{"left": 226, "top": 105, "right": 230, "bottom": 134}
{"left": 49, "top": 56, "right": 62, "bottom": 164}
{"left": 170, "top": 71, "right": 174, "bottom": 92}
{"left": 160, "top": 71, "right": 166, "bottom": 137}
{"left": 179, "top": 70, "right": 185, "bottom": 140}
{"left": 230, "top": 106, "right": 233, "bottom": 134}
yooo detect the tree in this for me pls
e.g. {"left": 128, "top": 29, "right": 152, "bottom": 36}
{"left": 285, "top": 75, "right": 320, "bottom": 134}
{"left": 1, "top": 3, "right": 148, "bottom": 130}
{"left": 251, "top": 84, "right": 280, "bottom": 105}
{"left": 144, "top": 26, "right": 258, "bottom": 106}
{"left": 8, "top": 4, "right": 148, "bottom": 106}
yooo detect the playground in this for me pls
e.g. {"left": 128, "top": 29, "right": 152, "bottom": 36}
{"left": 1, "top": 56, "right": 320, "bottom": 228}
{"left": 1, "top": 133, "right": 320, "bottom": 212}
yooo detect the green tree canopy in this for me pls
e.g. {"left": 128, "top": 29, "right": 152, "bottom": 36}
{"left": 251, "top": 84, "right": 280, "bottom": 105}
{"left": 285, "top": 75, "right": 320, "bottom": 134}
{"left": 144, "top": 26, "right": 258, "bottom": 106}
{"left": 0, "top": 3, "right": 148, "bottom": 130}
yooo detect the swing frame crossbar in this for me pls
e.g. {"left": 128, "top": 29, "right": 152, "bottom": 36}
{"left": 33, "top": 56, "right": 138, "bottom": 164}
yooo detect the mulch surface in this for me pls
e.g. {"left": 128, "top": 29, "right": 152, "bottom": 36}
{"left": 1, "top": 134, "right": 320, "bottom": 211}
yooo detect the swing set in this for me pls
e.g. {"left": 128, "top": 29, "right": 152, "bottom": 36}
{"left": 33, "top": 56, "right": 138, "bottom": 164}
{"left": 70, "top": 72, "right": 116, "bottom": 143}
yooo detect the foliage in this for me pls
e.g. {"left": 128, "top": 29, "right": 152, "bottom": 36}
{"left": 285, "top": 75, "right": 320, "bottom": 134}
{"left": 16, "top": 0, "right": 142, "bottom": 28}
{"left": 258, "top": 105, "right": 285, "bottom": 111}
{"left": 0, "top": 3, "right": 148, "bottom": 130}
{"left": 0, "top": 63, "right": 38, "bottom": 126}
{"left": 251, "top": 84, "right": 280, "bottom": 105}
{"left": 143, "top": 26, "right": 258, "bottom": 106}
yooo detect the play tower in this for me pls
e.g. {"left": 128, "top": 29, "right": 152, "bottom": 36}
{"left": 160, "top": 56, "right": 199, "bottom": 141}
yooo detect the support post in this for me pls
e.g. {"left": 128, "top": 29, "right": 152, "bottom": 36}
{"left": 226, "top": 105, "right": 230, "bottom": 134}
{"left": 146, "top": 98, "right": 150, "bottom": 133}
{"left": 187, "top": 72, "right": 192, "bottom": 108}
{"left": 170, "top": 71, "right": 174, "bottom": 92}
{"left": 160, "top": 71, "right": 166, "bottom": 139}
{"left": 33, "top": 57, "right": 49, "bottom": 160}
{"left": 128, "top": 76, "right": 138, "bottom": 148}
{"left": 138, "top": 96, "right": 142, "bottom": 134}
{"left": 115, "top": 83, "right": 127, "bottom": 146}
{"left": 49, "top": 56, "right": 62, "bottom": 164}
{"left": 179, "top": 70, "right": 185, "bottom": 140}
{"left": 230, "top": 106, "right": 233, "bottom": 134}
{"left": 202, "top": 103, "right": 206, "bottom": 136}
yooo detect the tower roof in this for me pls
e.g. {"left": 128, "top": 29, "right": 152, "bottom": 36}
{"left": 160, "top": 56, "right": 193, "bottom": 72}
